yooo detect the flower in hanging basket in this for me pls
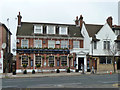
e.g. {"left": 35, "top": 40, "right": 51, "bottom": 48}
{"left": 46, "top": 56, "right": 49, "bottom": 59}
{"left": 36, "top": 64, "right": 41, "bottom": 68}
{"left": 68, "top": 55, "right": 73, "bottom": 58}
{"left": 50, "top": 63, "right": 54, "bottom": 67}
{"left": 55, "top": 56, "right": 58, "bottom": 59}
{"left": 42, "top": 56, "right": 44, "bottom": 59}
{"left": 23, "top": 64, "right": 27, "bottom": 68}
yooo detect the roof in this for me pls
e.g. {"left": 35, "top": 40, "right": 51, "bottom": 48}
{"left": 85, "top": 24, "right": 103, "bottom": 38}
{"left": 0, "top": 23, "right": 12, "bottom": 35}
{"left": 16, "top": 22, "right": 83, "bottom": 38}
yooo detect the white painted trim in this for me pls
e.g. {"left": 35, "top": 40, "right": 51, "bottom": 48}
{"left": 59, "top": 26, "right": 68, "bottom": 35}
{"left": 34, "top": 25, "right": 43, "bottom": 34}
{"left": 21, "top": 39, "right": 29, "bottom": 48}
{"left": 17, "top": 35, "right": 84, "bottom": 40}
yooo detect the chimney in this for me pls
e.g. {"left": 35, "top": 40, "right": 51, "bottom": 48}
{"left": 79, "top": 15, "right": 83, "bottom": 29}
{"left": 75, "top": 16, "right": 79, "bottom": 25}
{"left": 17, "top": 12, "right": 22, "bottom": 27}
{"left": 106, "top": 16, "right": 113, "bottom": 28}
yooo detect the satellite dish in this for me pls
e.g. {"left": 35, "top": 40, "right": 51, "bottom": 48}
{"left": 2, "top": 43, "right": 6, "bottom": 49}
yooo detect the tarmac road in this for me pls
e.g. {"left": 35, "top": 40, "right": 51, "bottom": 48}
{"left": 2, "top": 73, "right": 119, "bottom": 88}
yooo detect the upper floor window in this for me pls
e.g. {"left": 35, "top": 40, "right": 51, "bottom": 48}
{"left": 59, "top": 26, "right": 68, "bottom": 35}
{"left": 115, "top": 30, "right": 120, "bottom": 35}
{"left": 73, "top": 41, "right": 79, "bottom": 48}
{"left": 48, "top": 40, "right": 55, "bottom": 48}
{"left": 34, "top": 40, "right": 42, "bottom": 48}
{"left": 117, "top": 42, "right": 120, "bottom": 50}
{"left": 47, "top": 26, "right": 55, "bottom": 34}
{"left": 103, "top": 41, "right": 110, "bottom": 50}
{"left": 93, "top": 41, "right": 97, "bottom": 49}
{"left": 34, "top": 25, "right": 43, "bottom": 34}
{"left": 21, "top": 39, "right": 28, "bottom": 48}
{"left": 61, "top": 40, "right": 68, "bottom": 48}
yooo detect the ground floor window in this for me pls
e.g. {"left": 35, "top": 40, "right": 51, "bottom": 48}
{"left": 61, "top": 56, "right": 67, "bottom": 66}
{"left": 49, "top": 56, "right": 54, "bottom": 67}
{"left": 22, "top": 56, "right": 28, "bottom": 66}
{"left": 35, "top": 56, "right": 42, "bottom": 66}
{"left": 99, "top": 56, "right": 112, "bottom": 64}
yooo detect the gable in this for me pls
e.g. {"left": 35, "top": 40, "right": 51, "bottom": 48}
{"left": 96, "top": 23, "right": 116, "bottom": 40}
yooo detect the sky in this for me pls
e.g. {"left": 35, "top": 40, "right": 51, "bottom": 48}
{"left": 0, "top": 0, "right": 119, "bottom": 55}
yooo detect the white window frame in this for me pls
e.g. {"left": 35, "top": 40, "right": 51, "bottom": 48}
{"left": 103, "top": 41, "right": 110, "bottom": 50}
{"left": 61, "top": 56, "right": 67, "bottom": 66}
{"left": 61, "top": 40, "right": 68, "bottom": 48}
{"left": 48, "top": 40, "right": 55, "bottom": 48}
{"left": 59, "top": 26, "right": 68, "bottom": 35}
{"left": 73, "top": 41, "right": 80, "bottom": 48}
{"left": 34, "top": 39, "right": 42, "bottom": 48}
{"left": 93, "top": 41, "right": 97, "bottom": 49}
{"left": 21, "top": 55, "right": 29, "bottom": 66}
{"left": 48, "top": 56, "right": 55, "bottom": 66}
{"left": 35, "top": 56, "right": 42, "bottom": 66}
{"left": 34, "top": 25, "right": 43, "bottom": 34}
{"left": 21, "top": 39, "right": 29, "bottom": 48}
{"left": 47, "top": 25, "right": 55, "bottom": 34}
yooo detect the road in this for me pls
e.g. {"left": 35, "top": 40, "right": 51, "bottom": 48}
{"left": 2, "top": 74, "right": 119, "bottom": 88}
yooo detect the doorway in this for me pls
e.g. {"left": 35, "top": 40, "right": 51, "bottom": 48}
{"left": 117, "top": 58, "right": 120, "bottom": 70}
{"left": 78, "top": 57, "right": 84, "bottom": 71}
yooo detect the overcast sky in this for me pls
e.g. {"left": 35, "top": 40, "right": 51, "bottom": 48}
{"left": 0, "top": 0, "right": 119, "bottom": 55}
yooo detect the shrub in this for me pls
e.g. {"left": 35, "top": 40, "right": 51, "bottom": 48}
{"left": 23, "top": 70, "right": 27, "bottom": 74}
{"left": 67, "top": 67, "right": 70, "bottom": 73}
{"left": 75, "top": 69, "right": 79, "bottom": 72}
{"left": 56, "top": 69, "right": 60, "bottom": 73}
{"left": 32, "top": 69, "right": 35, "bottom": 74}
{"left": 12, "top": 70, "right": 16, "bottom": 75}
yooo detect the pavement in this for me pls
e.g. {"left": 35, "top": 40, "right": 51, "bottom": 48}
{"left": 0, "top": 71, "right": 115, "bottom": 79}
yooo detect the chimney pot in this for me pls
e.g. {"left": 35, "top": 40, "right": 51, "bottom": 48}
{"left": 106, "top": 16, "right": 113, "bottom": 28}
{"left": 17, "top": 12, "right": 22, "bottom": 27}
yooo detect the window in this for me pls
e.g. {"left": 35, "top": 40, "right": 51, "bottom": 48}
{"left": 73, "top": 41, "right": 79, "bottom": 48}
{"left": 104, "top": 41, "right": 110, "bottom": 50}
{"left": 115, "top": 30, "right": 120, "bottom": 35}
{"left": 61, "top": 40, "right": 68, "bottom": 48}
{"left": 99, "top": 57, "right": 112, "bottom": 64}
{"left": 34, "top": 40, "right": 42, "bottom": 48}
{"left": 59, "top": 26, "right": 68, "bottom": 35}
{"left": 35, "top": 56, "right": 41, "bottom": 65}
{"left": 34, "top": 25, "right": 43, "bottom": 34}
{"left": 61, "top": 56, "right": 67, "bottom": 66}
{"left": 49, "top": 56, "right": 54, "bottom": 66}
{"left": 94, "top": 41, "right": 97, "bottom": 49}
{"left": 48, "top": 40, "right": 55, "bottom": 48}
{"left": 21, "top": 39, "right": 28, "bottom": 48}
{"left": 117, "top": 42, "right": 120, "bottom": 50}
{"left": 22, "top": 56, "right": 28, "bottom": 66}
{"left": 47, "top": 26, "right": 55, "bottom": 34}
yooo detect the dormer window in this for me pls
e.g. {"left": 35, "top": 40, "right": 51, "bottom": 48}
{"left": 34, "top": 25, "right": 43, "bottom": 34}
{"left": 47, "top": 25, "right": 55, "bottom": 34}
{"left": 59, "top": 26, "right": 68, "bottom": 35}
